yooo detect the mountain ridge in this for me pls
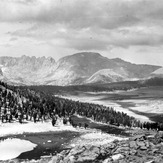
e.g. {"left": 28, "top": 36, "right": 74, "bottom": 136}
{"left": 0, "top": 52, "right": 161, "bottom": 86}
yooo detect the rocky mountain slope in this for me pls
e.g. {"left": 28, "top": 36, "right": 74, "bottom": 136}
{"left": 152, "top": 67, "right": 163, "bottom": 78}
{"left": 0, "top": 52, "right": 161, "bottom": 86}
{"left": 86, "top": 68, "right": 127, "bottom": 84}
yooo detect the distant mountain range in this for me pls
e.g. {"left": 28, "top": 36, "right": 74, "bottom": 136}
{"left": 0, "top": 52, "right": 162, "bottom": 86}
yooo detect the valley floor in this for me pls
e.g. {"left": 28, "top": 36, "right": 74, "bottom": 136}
{"left": 58, "top": 87, "right": 163, "bottom": 123}
{"left": 57, "top": 94, "right": 151, "bottom": 122}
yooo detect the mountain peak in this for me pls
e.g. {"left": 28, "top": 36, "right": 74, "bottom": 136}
{"left": 47, "top": 56, "right": 55, "bottom": 62}
{"left": 72, "top": 52, "right": 101, "bottom": 57}
{"left": 60, "top": 52, "right": 102, "bottom": 61}
{"left": 21, "top": 55, "right": 29, "bottom": 58}
{"left": 0, "top": 53, "right": 161, "bottom": 86}
{"left": 111, "top": 57, "right": 131, "bottom": 64}
{"left": 20, "top": 55, "right": 54, "bottom": 60}
{"left": 113, "top": 57, "right": 124, "bottom": 62}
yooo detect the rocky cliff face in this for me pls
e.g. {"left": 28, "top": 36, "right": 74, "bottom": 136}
{"left": 0, "top": 55, "right": 56, "bottom": 85}
{"left": 0, "top": 52, "right": 161, "bottom": 86}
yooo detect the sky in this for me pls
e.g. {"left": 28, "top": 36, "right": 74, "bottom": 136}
{"left": 0, "top": 0, "right": 163, "bottom": 65}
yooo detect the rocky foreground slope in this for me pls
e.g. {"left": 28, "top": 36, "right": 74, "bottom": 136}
{"left": 46, "top": 131, "right": 163, "bottom": 163}
{"left": 3, "top": 130, "right": 163, "bottom": 163}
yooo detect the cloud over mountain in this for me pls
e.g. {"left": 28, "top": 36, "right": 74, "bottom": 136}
{"left": 0, "top": 0, "right": 163, "bottom": 65}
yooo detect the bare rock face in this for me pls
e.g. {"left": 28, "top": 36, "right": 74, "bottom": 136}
{"left": 48, "top": 132, "right": 163, "bottom": 163}
{"left": 0, "top": 55, "right": 56, "bottom": 85}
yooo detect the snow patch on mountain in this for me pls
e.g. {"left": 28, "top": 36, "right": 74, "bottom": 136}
{"left": 86, "top": 69, "right": 126, "bottom": 84}
{"left": 152, "top": 67, "right": 163, "bottom": 75}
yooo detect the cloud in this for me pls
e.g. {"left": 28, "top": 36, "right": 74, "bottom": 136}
{"left": 9, "top": 23, "right": 163, "bottom": 51}
{"left": 0, "top": 43, "right": 12, "bottom": 47}
{"left": 0, "top": 0, "right": 161, "bottom": 29}
{"left": 2, "top": 0, "right": 163, "bottom": 33}
{"left": 9, "top": 37, "right": 18, "bottom": 41}
{"left": 2, "top": 0, "right": 163, "bottom": 58}
{"left": 66, "top": 38, "right": 109, "bottom": 51}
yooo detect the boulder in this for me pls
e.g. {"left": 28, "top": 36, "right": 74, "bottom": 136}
{"left": 114, "top": 147, "right": 130, "bottom": 154}
{"left": 129, "top": 149, "right": 137, "bottom": 155}
{"left": 111, "top": 154, "right": 124, "bottom": 161}
{"left": 102, "top": 157, "right": 112, "bottom": 163}
{"left": 130, "top": 134, "right": 146, "bottom": 141}
{"left": 129, "top": 141, "right": 138, "bottom": 149}
{"left": 76, "top": 146, "right": 100, "bottom": 162}
{"left": 136, "top": 141, "right": 146, "bottom": 148}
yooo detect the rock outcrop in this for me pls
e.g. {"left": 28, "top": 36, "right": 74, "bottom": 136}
{"left": 48, "top": 132, "right": 163, "bottom": 163}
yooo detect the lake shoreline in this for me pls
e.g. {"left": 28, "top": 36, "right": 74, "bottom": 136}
{"left": 0, "top": 115, "right": 128, "bottom": 162}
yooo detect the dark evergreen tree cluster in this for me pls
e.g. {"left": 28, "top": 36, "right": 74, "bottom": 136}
{"left": 0, "top": 81, "right": 162, "bottom": 131}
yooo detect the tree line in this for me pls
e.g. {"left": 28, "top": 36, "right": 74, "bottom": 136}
{"left": 0, "top": 80, "right": 163, "bottom": 131}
